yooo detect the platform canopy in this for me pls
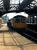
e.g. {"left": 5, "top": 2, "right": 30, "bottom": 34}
{"left": 0, "top": 0, "right": 37, "bottom": 16}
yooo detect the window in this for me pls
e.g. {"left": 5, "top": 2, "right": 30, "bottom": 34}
{"left": 10, "top": 0, "right": 23, "bottom": 11}
{"left": 10, "top": 0, "right": 23, "bottom": 4}
{"left": 0, "top": 0, "right": 4, "bottom": 10}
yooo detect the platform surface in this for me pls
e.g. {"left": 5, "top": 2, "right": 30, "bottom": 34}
{"left": 0, "top": 24, "right": 9, "bottom": 32}
{"left": 0, "top": 32, "right": 37, "bottom": 50}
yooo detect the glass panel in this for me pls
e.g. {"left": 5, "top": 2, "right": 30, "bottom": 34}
{"left": 10, "top": 0, "right": 19, "bottom": 4}
{"left": 0, "top": 0, "right": 3, "bottom": 8}
{"left": 10, "top": 0, "right": 23, "bottom": 4}
{"left": 25, "top": 0, "right": 37, "bottom": 9}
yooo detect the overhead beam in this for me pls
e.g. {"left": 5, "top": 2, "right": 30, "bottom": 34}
{"left": 25, "top": 6, "right": 37, "bottom": 15}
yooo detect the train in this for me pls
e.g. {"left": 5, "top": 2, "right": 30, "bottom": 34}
{"left": 7, "top": 14, "right": 37, "bottom": 43}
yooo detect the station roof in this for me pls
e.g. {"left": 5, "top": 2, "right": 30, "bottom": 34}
{"left": 0, "top": 0, "right": 37, "bottom": 16}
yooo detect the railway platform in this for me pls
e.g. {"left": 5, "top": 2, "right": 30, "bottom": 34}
{"left": 0, "top": 31, "right": 37, "bottom": 50}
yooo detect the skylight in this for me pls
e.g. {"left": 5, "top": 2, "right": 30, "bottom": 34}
{"left": 0, "top": 0, "right": 3, "bottom": 8}
{"left": 9, "top": 0, "right": 23, "bottom": 11}
{"left": 25, "top": 0, "right": 37, "bottom": 9}
{"left": 10, "top": 0, "right": 23, "bottom": 4}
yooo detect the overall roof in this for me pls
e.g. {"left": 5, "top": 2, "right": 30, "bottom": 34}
{"left": 0, "top": 0, "right": 37, "bottom": 16}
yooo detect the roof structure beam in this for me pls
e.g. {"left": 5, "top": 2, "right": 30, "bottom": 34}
{"left": 18, "top": 0, "right": 34, "bottom": 10}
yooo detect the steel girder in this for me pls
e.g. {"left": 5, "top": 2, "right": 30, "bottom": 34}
{"left": 0, "top": 0, "right": 34, "bottom": 16}
{"left": 18, "top": 0, "right": 34, "bottom": 10}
